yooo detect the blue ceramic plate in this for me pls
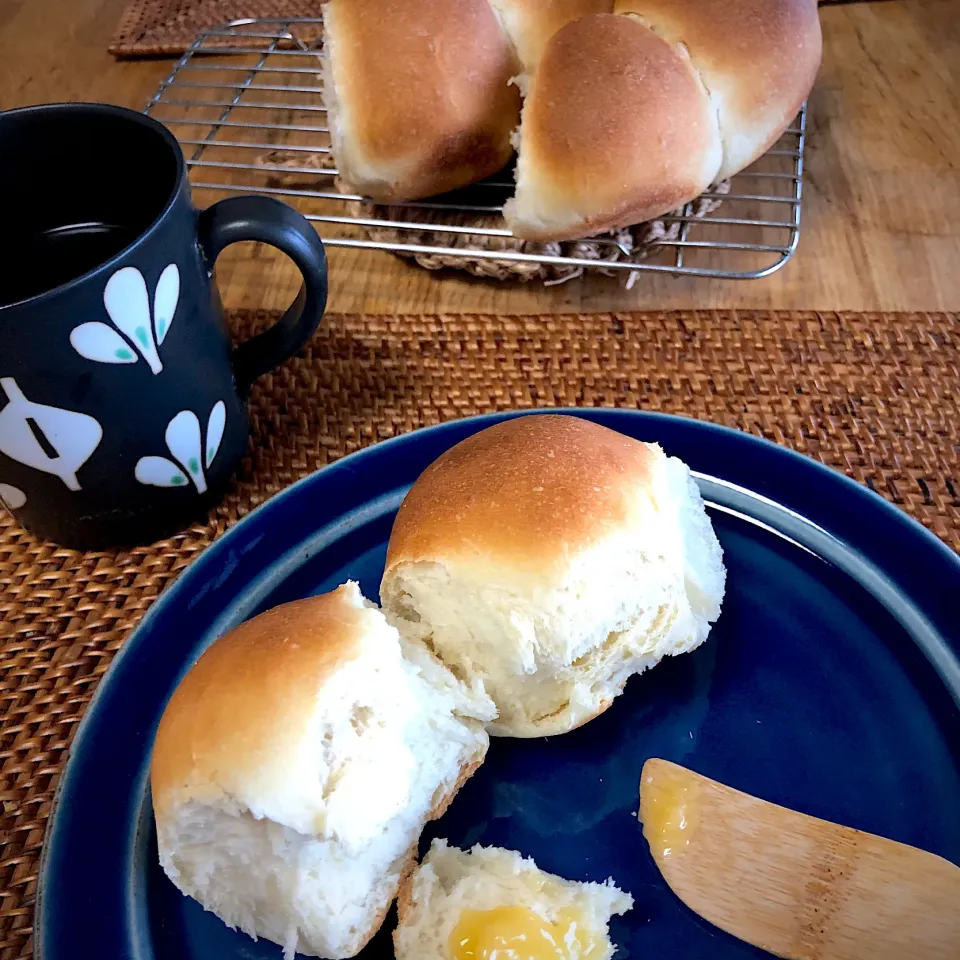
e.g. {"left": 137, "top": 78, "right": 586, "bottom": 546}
{"left": 38, "top": 410, "right": 960, "bottom": 960}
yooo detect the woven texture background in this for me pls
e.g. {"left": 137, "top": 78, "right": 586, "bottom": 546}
{"left": 110, "top": 0, "right": 844, "bottom": 56}
{"left": 110, "top": 0, "right": 322, "bottom": 56}
{"left": 2, "top": 308, "right": 959, "bottom": 957}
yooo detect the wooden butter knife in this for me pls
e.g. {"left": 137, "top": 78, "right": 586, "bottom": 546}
{"left": 639, "top": 758, "right": 960, "bottom": 959}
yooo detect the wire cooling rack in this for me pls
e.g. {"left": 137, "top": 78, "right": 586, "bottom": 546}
{"left": 145, "top": 17, "right": 807, "bottom": 281}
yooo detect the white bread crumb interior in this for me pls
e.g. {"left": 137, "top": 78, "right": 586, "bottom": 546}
{"left": 394, "top": 839, "right": 634, "bottom": 960}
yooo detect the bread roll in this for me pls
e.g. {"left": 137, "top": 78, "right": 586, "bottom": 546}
{"left": 503, "top": 13, "right": 723, "bottom": 240}
{"left": 322, "top": 0, "right": 521, "bottom": 202}
{"left": 394, "top": 839, "right": 633, "bottom": 960}
{"left": 380, "top": 415, "right": 726, "bottom": 738}
{"left": 615, "top": 0, "right": 822, "bottom": 179}
{"left": 488, "top": 0, "right": 613, "bottom": 77}
{"left": 151, "top": 582, "right": 494, "bottom": 959}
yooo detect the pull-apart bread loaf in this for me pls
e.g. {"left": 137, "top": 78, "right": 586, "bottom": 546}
{"left": 151, "top": 582, "right": 494, "bottom": 959}
{"left": 323, "top": 0, "right": 821, "bottom": 240}
{"left": 380, "top": 415, "right": 726, "bottom": 738}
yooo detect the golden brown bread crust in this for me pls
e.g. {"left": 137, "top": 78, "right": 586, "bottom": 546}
{"left": 615, "top": 0, "right": 821, "bottom": 179}
{"left": 323, "top": 0, "right": 521, "bottom": 202}
{"left": 150, "top": 586, "right": 371, "bottom": 820}
{"left": 489, "top": 0, "right": 613, "bottom": 72}
{"left": 561, "top": 695, "right": 615, "bottom": 732}
{"left": 430, "top": 755, "right": 486, "bottom": 822}
{"left": 383, "top": 414, "right": 659, "bottom": 580}
{"left": 393, "top": 847, "right": 421, "bottom": 934}
{"left": 504, "top": 13, "right": 722, "bottom": 240}
{"left": 357, "top": 841, "right": 420, "bottom": 955}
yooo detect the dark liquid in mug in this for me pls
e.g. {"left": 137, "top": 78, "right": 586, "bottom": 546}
{"left": 2, "top": 221, "right": 140, "bottom": 307}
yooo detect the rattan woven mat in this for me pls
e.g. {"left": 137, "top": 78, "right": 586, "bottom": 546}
{"left": 2, "top": 308, "right": 958, "bottom": 956}
{"left": 110, "top": 0, "right": 848, "bottom": 56}
{"left": 109, "top": 0, "right": 322, "bottom": 57}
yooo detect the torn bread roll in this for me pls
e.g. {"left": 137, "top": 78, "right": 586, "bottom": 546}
{"left": 150, "top": 582, "right": 494, "bottom": 959}
{"left": 380, "top": 415, "right": 726, "bottom": 738}
{"left": 322, "top": 0, "right": 521, "bottom": 202}
{"left": 503, "top": 12, "right": 723, "bottom": 240}
{"left": 394, "top": 839, "right": 633, "bottom": 960}
{"left": 614, "top": 0, "right": 822, "bottom": 180}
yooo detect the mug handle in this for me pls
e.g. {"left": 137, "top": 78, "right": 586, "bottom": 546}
{"left": 197, "top": 195, "right": 328, "bottom": 395}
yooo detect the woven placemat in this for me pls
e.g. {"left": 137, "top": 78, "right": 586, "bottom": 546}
{"left": 2, "top": 309, "right": 958, "bottom": 957}
{"left": 109, "top": 0, "right": 322, "bottom": 57}
{"left": 110, "top": 0, "right": 849, "bottom": 57}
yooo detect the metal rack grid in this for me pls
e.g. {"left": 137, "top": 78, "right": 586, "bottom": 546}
{"left": 146, "top": 17, "right": 808, "bottom": 281}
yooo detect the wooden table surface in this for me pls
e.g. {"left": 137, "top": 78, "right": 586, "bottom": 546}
{"left": 1, "top": 0, "right": 958, "bottom": 315}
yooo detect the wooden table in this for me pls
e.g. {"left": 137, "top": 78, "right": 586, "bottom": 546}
{"left": 1, "top": 0, "right": 958, "bottom": 314}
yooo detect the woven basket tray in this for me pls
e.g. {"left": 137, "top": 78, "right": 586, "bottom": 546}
{"left": 2, "top": 309, "right": 958, "bottom": 959}
{"left": 256, "top": 151, "right": 732, "bottom": 285}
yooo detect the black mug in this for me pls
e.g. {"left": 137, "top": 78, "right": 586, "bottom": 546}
{"left": 0, "top": 102, "right": 328, "bottom": 549}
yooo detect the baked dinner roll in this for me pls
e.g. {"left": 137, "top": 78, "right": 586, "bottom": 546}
{"left": 380, "top": 415, "right": 726, "bottom": 737}
{"left": 394, "top": 840, "right": 633, "bottom": 960}
{"left": 503, "top": 13, "right": 723, "bottom": 241}
{"left": 615, "top": 0, "right": 822, "bottom": 180}
{"left": 151, "top": 582, "right": 494, "bottom": 959}
{"left": 322, "top": 0, "right": 521, "bottom": 202}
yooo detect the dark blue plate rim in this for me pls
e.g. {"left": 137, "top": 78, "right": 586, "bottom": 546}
{"left": 35, "top": 408, "right": 960, "bottom": 959}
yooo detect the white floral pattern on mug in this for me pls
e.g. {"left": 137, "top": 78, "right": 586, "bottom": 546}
{"left": 0, "top": 377, "right": 103, "bottom": 491}
{"left": 135, "top": 401, "right": 226, "bottom": 494}
{"left": 70, "top": 264, "right": 179, "bottom": 374}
